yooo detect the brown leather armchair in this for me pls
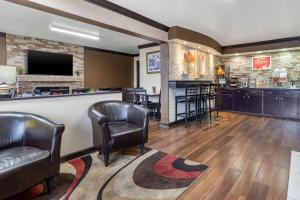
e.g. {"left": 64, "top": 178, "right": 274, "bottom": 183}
{"left": 88, "top": 101, "right": 150, "bottom": 166}
{"left": 0, "top": 112, "right": 65, "bottom": 200}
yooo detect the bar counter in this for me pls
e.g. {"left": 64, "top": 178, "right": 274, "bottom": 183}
{"left": 169, "top": 80, "right": 212, "bottom": 88}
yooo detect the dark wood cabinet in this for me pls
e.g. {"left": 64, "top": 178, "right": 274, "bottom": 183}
{"left": 231, "top": 89, "right": 262, "bottom": 114}
{"left": 217, "top": 88, "right": 300, "bottom": 120}
{"left": 216, "top": 94, "right": 232, "bottom": 110}
{"left": 263, "top": 94, "right": 279, "bottom": 115}
{"left": 231, "top": 90, "right": 246, "bottom": 112}
{"left": 263, "top": 90, "right": 298, "bottom": 118}
{"left": 216, "top": 89, "right": 232, "bottom": 110}
{"left": 247, "top": 94, "right": 262, "bottom": 114}
{"left": 279, "top": 92, "right": 298, "bottom": 118}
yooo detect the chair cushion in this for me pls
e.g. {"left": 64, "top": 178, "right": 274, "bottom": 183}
{"left": 108, "top": 122, "right": 143, "bottom": 138}
{"left": 0, "top": 146, "right": 50, "bottom": 173}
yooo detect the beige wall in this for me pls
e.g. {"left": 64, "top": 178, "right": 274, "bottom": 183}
{"left": 0, "top": 34, "right": 6, "bottom": 65}
{"left": 139, "top": 46, "right": 161, "bottom": 93}
{"left": 84, "top": 49, "right": 134, "bottom": 89}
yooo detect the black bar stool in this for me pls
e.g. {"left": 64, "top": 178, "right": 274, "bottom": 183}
{"left": 196, "top": 84, "right": 209, "bottom": 123}
{"left": 208, "top": 83, "right": 218, "bottom": 122}
{"left": 175, "top": 85, "right": 199, "bottom": 128}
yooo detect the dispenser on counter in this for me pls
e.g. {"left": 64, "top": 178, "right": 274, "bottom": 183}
{"left": 272, "top": 68, "right": 288, "bottom": 87}
{"left": 215, "top": 65, "right": 230, "bottom": 87}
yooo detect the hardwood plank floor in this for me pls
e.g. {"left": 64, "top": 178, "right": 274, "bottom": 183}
{"left": 146, "top": 112, "right": 299, "bottom": 200}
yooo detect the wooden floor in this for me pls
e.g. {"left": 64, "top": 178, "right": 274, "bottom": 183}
{"left": 146, "top": 112, "right": 300, "bottom": 200}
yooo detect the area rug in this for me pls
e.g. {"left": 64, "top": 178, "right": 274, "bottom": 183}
{"left": 10, "top": 150, "right": 208, "bottom": 200}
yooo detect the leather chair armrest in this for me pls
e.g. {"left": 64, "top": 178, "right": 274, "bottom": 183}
{"left": 88, "top": 107, "right": 108, "bottom": 125}
{"left": 23, "top": 115, "right": 65, "bottom": 162}
{"left": 88, "top": 107, "right": 112, "bottom": 149}
{"left": 127, "top": 105, "right": 150, "bottom": 140}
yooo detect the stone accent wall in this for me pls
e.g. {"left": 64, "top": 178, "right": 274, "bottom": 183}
{"left": 167, "top": 41, "right": 222, "bottom": 123}
{"left": 6, "top": 34, "right": 84, "bottom": 91}
{"left": 223, "top": 50, "right": 300, "bottom": 87}
{"left": 168, "top": 41, "right": 222, "bottom": 81}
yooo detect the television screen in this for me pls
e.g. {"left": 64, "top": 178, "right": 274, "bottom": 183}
{"left": 27, "top": 50, "right": 73, "bottom": 76}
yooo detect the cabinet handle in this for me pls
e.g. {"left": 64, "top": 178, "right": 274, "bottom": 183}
{"left": 275, "top": 97, "right": 279, "bottom": 100}
{"left": 280, "top": 97, "right": 283, "bottom": 101}
{"left": 244, "top": 96, "right": 245, "bottom": 99}
{"left": 248, "top": 96, "right": 250, "bottom": 98}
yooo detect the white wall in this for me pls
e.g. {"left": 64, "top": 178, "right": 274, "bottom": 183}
{"left": 139, "top": 46, "right": 161, "bottom": 93}
{"left": 133, "top": 56, "right": 140, "bottom": 87}
{"left": 0, "top": 93, "right": 122, "bottom": 156}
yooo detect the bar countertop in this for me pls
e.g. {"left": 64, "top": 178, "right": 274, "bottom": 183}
{"left": 0, "top": 91, "right": 122, "bottom": 102}
{"left": 169, "top": 80, "right": 212, "bottom": 88}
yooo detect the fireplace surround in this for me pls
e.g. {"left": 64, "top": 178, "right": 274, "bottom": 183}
{"left": 17, "top": 75, "right": 83, "bottom": 93}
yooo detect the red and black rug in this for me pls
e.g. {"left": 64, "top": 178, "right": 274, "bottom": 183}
{"left": 9, "top": 150, "right": 208, "bottom": 200}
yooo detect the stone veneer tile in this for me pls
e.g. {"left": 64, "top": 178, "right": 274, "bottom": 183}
{"left": 167, "top": 41, "right": 222, "bottom": 122}
{"left": 6, "top": 34, "right": 84, "bottom": 92}
{"left": 223, "top": 50, "right": 300, "bottom": 87}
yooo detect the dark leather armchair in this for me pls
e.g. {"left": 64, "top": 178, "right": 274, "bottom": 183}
{"left": 0, "top": 112, "right": 65, "bottom": 200}
{"left": 88, "top": 101, "right": 150, "bottom": 166}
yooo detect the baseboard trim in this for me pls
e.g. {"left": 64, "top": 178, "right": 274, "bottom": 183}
{"left": 60, "top": 147, "right": 98, "bottom": 163}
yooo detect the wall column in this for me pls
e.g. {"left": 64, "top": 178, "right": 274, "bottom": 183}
{"left": 160, "top": 43, "right": 169, "bottom": 125}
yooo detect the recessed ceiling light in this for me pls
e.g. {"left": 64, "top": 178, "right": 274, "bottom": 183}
{"left": 282, "top": 49, "right": 288, "bottom": 51}
{"left": 183, "top": 41, "right": 186, "bottom": 45}
{"left": 234, "top": 53, "right": 240, "bottom": 56}
{"left": 256, "top": 51, "right": 262, "bottom": 54}
{"left": 49, "top": 24, "right": 99, "bottom": 40}
{"left": 198, "top": 46, "right": 201, "bottom": 49}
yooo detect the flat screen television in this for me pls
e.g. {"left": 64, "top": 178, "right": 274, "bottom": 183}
{"left": 27, "top": 50, "right": 73, "bottom": 76}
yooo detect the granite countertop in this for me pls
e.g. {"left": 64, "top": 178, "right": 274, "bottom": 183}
{"left": 0, "top": 91, "right": 122, "bottom": 102}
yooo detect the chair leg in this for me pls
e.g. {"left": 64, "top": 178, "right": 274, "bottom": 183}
{"left": 175, "top": 101, "right": 178, "bottom": 122}
{"left": 185, "top": 100, "right": 188, "bottom": 128}
{"left": 140, "top": 144, "right": 145, "bottom": 154}
{"left": 46, "top": 177, "right": 54, "bottom": 194}
{"left": 209, "top": 99, "right": 212, "bottom": 123}
{"left": 103, "top": 152, "right": 110, "bottom": 167}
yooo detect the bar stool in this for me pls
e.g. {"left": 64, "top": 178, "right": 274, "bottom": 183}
{"left": 208, "top": 83, "right": 218, "bottom": 122}
{"left": 196, "top": 84, "right": 209, "bottom": 123}
{"left": 175, "top": 85, "right": 199, "bottom": 128}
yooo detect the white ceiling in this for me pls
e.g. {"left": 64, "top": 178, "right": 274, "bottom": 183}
{"left": 109, "top": 0, "right": 300, "bottom": 46}
{"left": 0, "top": 1, "right": 151, "bottom": 54}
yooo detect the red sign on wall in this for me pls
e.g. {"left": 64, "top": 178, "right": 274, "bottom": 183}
{"left": 252, "top": 56, "right": 272, "bottom": 70}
